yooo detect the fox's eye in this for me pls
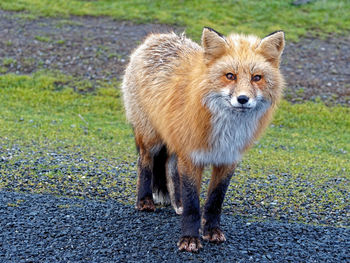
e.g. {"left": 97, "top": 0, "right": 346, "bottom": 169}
{"left": 252, "top": 75, "right": 262, "bottom": 82}
{"left": 226, "top": 73, "right": 237, "bottom": 80}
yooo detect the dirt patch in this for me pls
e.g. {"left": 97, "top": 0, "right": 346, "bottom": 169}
{"left": 0, "top": 10, "right": 349, "bottom": 105}
{"left": 282, "top": 37, "right": 350, "bottom": 105}
{"left": 0, "top": 10, "right": 176, "bottom": 82}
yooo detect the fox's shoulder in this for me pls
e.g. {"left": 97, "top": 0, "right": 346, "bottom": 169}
{"left": 142, "top": 32, "right": 201, "bottom": 54}
{"left": 127, "top": 32, "right": 201, "bottom": 77}
{"left": 132, "top": 32, "right": 200, "bottom": 69}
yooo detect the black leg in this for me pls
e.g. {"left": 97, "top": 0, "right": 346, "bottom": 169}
{"left": 136, "top": 155, "right": 155, "bottom": 212}
{"left": 181, "top": 175, "right": 201, "bottom": 237}
{"left": 202, "top": 167, "right": 234, "bottom": 243}
{"left": 177, "top": 169, "right": 203, "bottom": 253}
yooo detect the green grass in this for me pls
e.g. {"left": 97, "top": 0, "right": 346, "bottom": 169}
{"left": 1, "top": 0, "right": 349, "bottom": 40}
{"left": 0, "top": 72, "right": 134, "bottom": 160}
{"left": 34, "top": 35, "right": 52, "bottom": 42}
{"left": 2, "top": 58, "right": 16, "bottom": 67}
{"left": 0, "top": 66, "right": 8, "bottom": 74}
{"left": 0, "top": 72, "right": 349, "bottom": 226}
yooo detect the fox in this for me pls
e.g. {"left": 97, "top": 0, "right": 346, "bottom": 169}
{"left": 121, "top": 27, "right": 285, "bottom": 252}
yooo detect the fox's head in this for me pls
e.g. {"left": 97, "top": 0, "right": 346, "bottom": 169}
{"left": 201, "top": 27, "right": 285, "bottom": 113}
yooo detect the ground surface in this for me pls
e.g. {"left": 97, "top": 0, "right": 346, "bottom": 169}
{"left": 1, "top": 10, "right": 350, "bottom": 104}
{"left": 0, "top": 9, "right": 349, "bottom": 263}
{"left": 1, "top": 191, "right": 349, "bottom": 262}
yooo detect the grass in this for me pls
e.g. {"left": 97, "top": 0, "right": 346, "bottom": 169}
{"left": 227, "top": 101, "right": 350, "bottom": 225}
{"left": 2, "top": 58, "right": 16, "bottom": 67}
{"left": 0, "top": 72, "right": 349, "bottom": 226}
{"left": 34, "top": 35, "right": 52, "bottom": 42}
{"left": 0, "top": 72, "right": 133, "bottom": 159}
{"left": 1, "top": 0, "right": 349, "bottom": 41}
{"left": 0, "top": 66, "right": 8, "bottom": 74}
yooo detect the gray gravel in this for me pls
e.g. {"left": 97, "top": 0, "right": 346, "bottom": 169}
{"left": 1, "top": 140, "right": 349, "bottom": 228}
{"left": 1, "top": 191, "right": 349, "bottom": 262}
{"left": 282, "top": 37, "right": 350, "bottom": 105}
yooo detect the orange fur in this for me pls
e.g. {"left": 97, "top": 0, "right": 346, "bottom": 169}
{"left": 122, "top": 29, "right": 284, "bottom": 165}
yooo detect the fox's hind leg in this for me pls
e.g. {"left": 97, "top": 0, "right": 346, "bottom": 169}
{"left": 166, "top": 154, "right": 183, "bottom": 214}
{"left": 136, "top": 151, "right": 155, "bottom": 211}
{"left": 134, "top": 132, "right": 162, "bottom": 212}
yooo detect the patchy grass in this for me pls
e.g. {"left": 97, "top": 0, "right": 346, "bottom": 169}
{"left": 2, "top": 57, "right": 16, "bottom": 67}
{"left": 1, "top": 0, "right": 349, "bottom": 41}
{"left": 34, "top": 35, "right": 52, "bottom": 43}
{"left": 55, "top": 39, "right": 66, "bottom": 45}
{"left": 0, "top": 66, "right": 8, "bottom": 74}
{"left": 0, "top": 72, "right": 349, "bottom": 226}
{"left": 0, "top": 72, "right": 134, "bottom": 160}
{"left": 224, "top": 100, "right": 350, "bottom": 226}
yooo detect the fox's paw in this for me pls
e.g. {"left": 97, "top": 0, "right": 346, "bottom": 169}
{"left": 177, "top": 236, "right": 202, "bottom": 253}
{"left": 202, "top": 227, "right": 226, "bottom": 243}
{"left": 136, "top": 197, "right": 155, "bottom": 212}
{"left": 174, "top": 205, "right": 183, "bottom": 215}
{"left": 171, "top": 200, "right": 183, "bottom": 215}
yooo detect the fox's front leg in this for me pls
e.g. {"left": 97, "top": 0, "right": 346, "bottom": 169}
{"left": 202, "top": 165, "right": 235, "bottom": 243}
{"left": 177, "top": 158, "right": 203, "bottom": 253}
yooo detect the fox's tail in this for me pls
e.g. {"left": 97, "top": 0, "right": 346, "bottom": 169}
{"left": 152, "top": 147, "right": 183, "bottom": 215}
{"left": 152, "top": 146, "right": 169, "bottom": 204}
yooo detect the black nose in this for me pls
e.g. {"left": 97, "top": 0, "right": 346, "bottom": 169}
{"left": 237, "top": 95, "right": 249, "bottom": 105}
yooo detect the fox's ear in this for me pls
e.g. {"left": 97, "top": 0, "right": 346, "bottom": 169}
{"left": 201, "top": 27, "right": 227, "bottom": 63}
{"left": 257, "top": 31, "right": 285, "bottom": 67}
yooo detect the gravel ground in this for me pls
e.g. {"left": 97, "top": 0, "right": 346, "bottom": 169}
{"left": 283, "top": 37, "right": 350, "bottom": 105}
{"left": 1, "top": 140, "right": 349, "bottom": 228}
{"left": 0, "top": 10, "right": 175, "bottom": 84}
{"left": 0, "top": 10, "right": 350, "bottom": 105}
{"left": 1, "top": 191, "right": 349, "bottom": 263}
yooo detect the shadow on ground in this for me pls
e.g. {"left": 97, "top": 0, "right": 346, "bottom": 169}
{"left": 1, "top": 191, "right": 349, "bottom": 262}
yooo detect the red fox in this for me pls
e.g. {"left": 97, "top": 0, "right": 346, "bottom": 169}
{"left": 122, "top": 27, "right": 285, "bottom": 252}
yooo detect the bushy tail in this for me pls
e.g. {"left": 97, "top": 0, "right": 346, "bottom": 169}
{"left": 152, "top": 146, "right": 170, "bottom": 205}
{"left": 152, "top": 147, "right": 183, "bottom": 214}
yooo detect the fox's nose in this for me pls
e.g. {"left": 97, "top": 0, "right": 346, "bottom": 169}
{"left": 237, "top": 95, "right": 249, "bottom": 105}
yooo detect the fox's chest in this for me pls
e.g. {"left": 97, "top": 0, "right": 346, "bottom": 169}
{"left": 190, "top": 114, "right": 258, "bottom": 165}
{"left": 189, "top": 94, "right": 270, "bottom": 166}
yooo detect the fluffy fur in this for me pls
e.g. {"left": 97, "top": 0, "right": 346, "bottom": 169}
{"left": 122, "top": 30, "right": 284, "bottom": 161}
{"left": 190, "top": 91, "right": 271, "bottom": 165}
{"left": 122, "top": 27, "right": 285, "bottom": 252}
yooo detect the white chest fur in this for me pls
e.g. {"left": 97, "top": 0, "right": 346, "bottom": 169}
{"left": 190, "top": 92, "right": 270, "bottom": 166}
